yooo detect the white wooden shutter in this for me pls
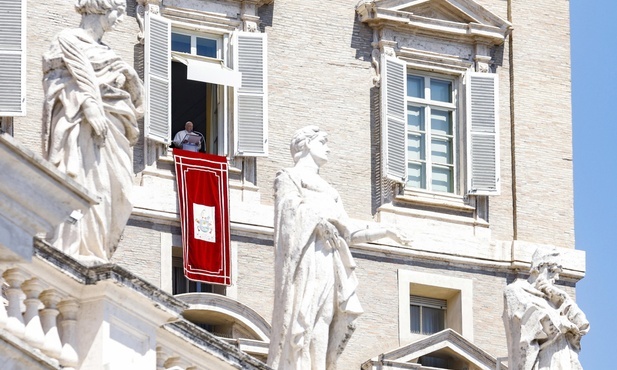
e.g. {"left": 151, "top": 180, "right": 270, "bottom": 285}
{"left": 381, "top": 55, "right": 407, "bottom": 182}
{"left": 234, "top": 32, "right": 268, "bottom": 157}
{"left": 466, "top": 72, "right": 499, "bottom": 195}
{"left": 0, "top": 0, "right": 26, "bottom": 116}
{"left": 144, "top": 13, "right": 171, "bottom": 144}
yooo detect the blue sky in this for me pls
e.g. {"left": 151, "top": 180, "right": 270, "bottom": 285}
{"left": 571, "top": 0, "right": 614, "bottom": 367}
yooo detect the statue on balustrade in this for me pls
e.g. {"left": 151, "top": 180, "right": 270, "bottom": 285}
{"left": 43, "top": 0, "right": 143, "bottom": 262}
{"left": 503, "top": 247, "right": 590, "bottom": 370}
{"left": 268, "top": 126, "right": 409, "bottom": 370}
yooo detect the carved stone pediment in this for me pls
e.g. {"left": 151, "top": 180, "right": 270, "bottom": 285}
{"left": 361, "top": 329, "right": 503, "bottom": 370}
{"left": 357, "top": 0, "right": 511, "bottom": 45}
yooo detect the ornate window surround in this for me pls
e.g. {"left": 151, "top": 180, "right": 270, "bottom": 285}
{"left": 357, "top": 0, "right": 512, "bottom": 216}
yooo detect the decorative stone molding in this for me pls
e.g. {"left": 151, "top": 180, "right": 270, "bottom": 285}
{"left": 356, "top": 0, "right": 512, "bottom": 73}
{"left": 356, "top": 0, "right": 511, "bottom": 44}
{"left": 362, "top": 329, "right": 500, "bottom": 370}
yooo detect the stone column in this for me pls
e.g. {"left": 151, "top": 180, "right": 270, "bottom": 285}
{"left": 58, "top": 298, "right": 79, "bottom": 369}
{"left": 22, "top": 277, "right": 46, "bottom": 348}
{"left": 39, "top": 289, "right": 63, "bottom": 359}
{"left": 3, "top": 268, "right": 27, "bottom": 338}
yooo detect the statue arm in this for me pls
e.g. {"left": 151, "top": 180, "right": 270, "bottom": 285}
{"left": 349, "top": 227, "right": 410, "bottom": 246}
{"left": 328, "top": 219, "right": 410, "bottom": 246}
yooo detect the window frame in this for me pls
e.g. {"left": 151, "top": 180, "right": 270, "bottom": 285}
{"left": 171, "top": 30, "right": 223, "bottom": 60}
{"left": 380, "top": 55, "right": 500, "bottom": 205}
{"left": 397, "top": 269, "right": 473, "bottom": 345}
{"left": 410, "top": 295, "right": 447, "bottom": 335}
{"left": 405, "top": 71, "right": 459, "bottom": 194}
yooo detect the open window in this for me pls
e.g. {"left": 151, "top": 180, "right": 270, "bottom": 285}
{"left": 0, "top": 0, "right": 26, "bottom": 116}
{"left": 144, "top": 12, "right": 267, "bottom": 157}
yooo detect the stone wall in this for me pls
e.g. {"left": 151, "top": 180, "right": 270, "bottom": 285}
{"left": 256, "top": 0, "right": 375, "bottom": 221}
{"left": 509, "top": 0, "right": 574, "bottom": 247}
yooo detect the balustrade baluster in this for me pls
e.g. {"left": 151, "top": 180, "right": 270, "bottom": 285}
{"left": 39, "top": 289, "right": 63, "bottom": 359}
{"left": 3, "top": 268, "right": 27, "bottom": 338}
{"left": 58, "top": 298, "right": 79, "bottom": 369}
{"left": 22, "top": 277, "right": 45, "bottom": 348}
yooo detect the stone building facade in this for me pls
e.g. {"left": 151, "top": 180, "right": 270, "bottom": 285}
{"left": 0, "top": 0, "right": 584, "bottom": 369}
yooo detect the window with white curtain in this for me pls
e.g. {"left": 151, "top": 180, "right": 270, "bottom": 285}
{"left": 410, "top": 295, "right": 446, "bottom": 335}
{"left": 406, "top": 73, "right": 456, "bottom": 193}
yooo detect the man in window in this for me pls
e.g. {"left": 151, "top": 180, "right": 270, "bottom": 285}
{"left": 173, "top": 121, "right": 203, "bottom": 152}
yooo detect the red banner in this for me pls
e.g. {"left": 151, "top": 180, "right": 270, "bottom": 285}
{"left": 173, "top": 149, "right": 231, "bottom": 286}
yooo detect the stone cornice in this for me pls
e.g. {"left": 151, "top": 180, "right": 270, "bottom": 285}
{"left": 356, "top": 0, "right": 512, "bottom": 45}
{"left": 32, "top": 238, "right": 189, "bottom": 315}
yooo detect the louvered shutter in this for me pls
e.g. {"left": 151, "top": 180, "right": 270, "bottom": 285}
{"left": 381, "top": 55, "right": 407, "bottom": 182}
{"left": 144, "top": 13, "right": 171, "bottom": 144}
{"left": 466, "top": 72, "right": 499, "bottom": 195}
{"left": 234, "top": 32, "right": 267, "bottom": 157}
{"left": 0, "top": 0, "right": 26, "bottom": 115}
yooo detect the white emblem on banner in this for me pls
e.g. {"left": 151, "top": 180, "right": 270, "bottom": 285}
{"left": 194, "top": 204, "right": 216, "bottom": 242}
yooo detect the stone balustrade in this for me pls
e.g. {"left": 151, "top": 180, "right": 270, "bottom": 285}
{"left": 0, "top": 240, "right": 270, "bottom": 370}
{"left": 0, "top": 266, "right": 79, "bottom": 369}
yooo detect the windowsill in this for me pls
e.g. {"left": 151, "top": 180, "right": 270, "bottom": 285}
{"left": 380, "top": 190, "right": 489, "bottom": 229}
{"left": 397, "top": 188, "right": 475, "bottom": 212}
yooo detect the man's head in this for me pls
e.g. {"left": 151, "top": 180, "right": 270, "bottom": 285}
{"left": 185, "top": 121, "right": 194, "bottom": 132}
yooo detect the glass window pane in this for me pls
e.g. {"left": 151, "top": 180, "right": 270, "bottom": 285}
{"left": 407, "top": 162, "right": 426, "bottom": 189}
{"left": 430, "top": 79, "right": 452, "bottom": 103}
{"left": 432, "top": 166, "right": 453, "bottom": 193}
{"left": 410, "top": 305, "right": 421, "bottom": 333}
{"left": 407, "top": 75, "right": 424, "bottom": 98}
{"left": 407, "top": 105, "right": 425, "bottom": 131}
{"left": 196, "top": 37, "right": 217, "bottom": 58}
{"left": 431, "top": 109, "right": 452, "bottom": 135}
{"left": 422, "top": 306, "right": 445, "bottom": 334}
{"left": 408, "top": 134, "right": 425, "bottom": 160}
{"left": 171, "top": 33, "right": 191, "bottom": 53}
{"left": 431, "top": 138, "right": 452, "bottom": 165}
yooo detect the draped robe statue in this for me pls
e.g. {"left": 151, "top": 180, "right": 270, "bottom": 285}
{"left": 268, "top": 126, "right": 408, "bottom": 370}
{"left": 43, "top": 0, "right": 143, "bottom": 262}
{"left": 503, "top": 248, "right": 590, "bottom": 370}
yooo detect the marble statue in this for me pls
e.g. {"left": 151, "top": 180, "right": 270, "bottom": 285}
{"left": 503, "top": 247, "right": 590, "bottom": 370}
{"left": 268, "top": 126, "right": 409, "bottom": 370}
{"left": 43, "top": 0, "right": 143, "bottom": 262}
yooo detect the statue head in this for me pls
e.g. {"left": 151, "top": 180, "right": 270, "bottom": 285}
{"left": 530, "top": 247, "right": 563, "bottom": 283}
{"left": 76, "top": 0, "right": 125, "bottom": 14}
{"left": 290, "top": 126, "right": 329, "bottom": 166}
